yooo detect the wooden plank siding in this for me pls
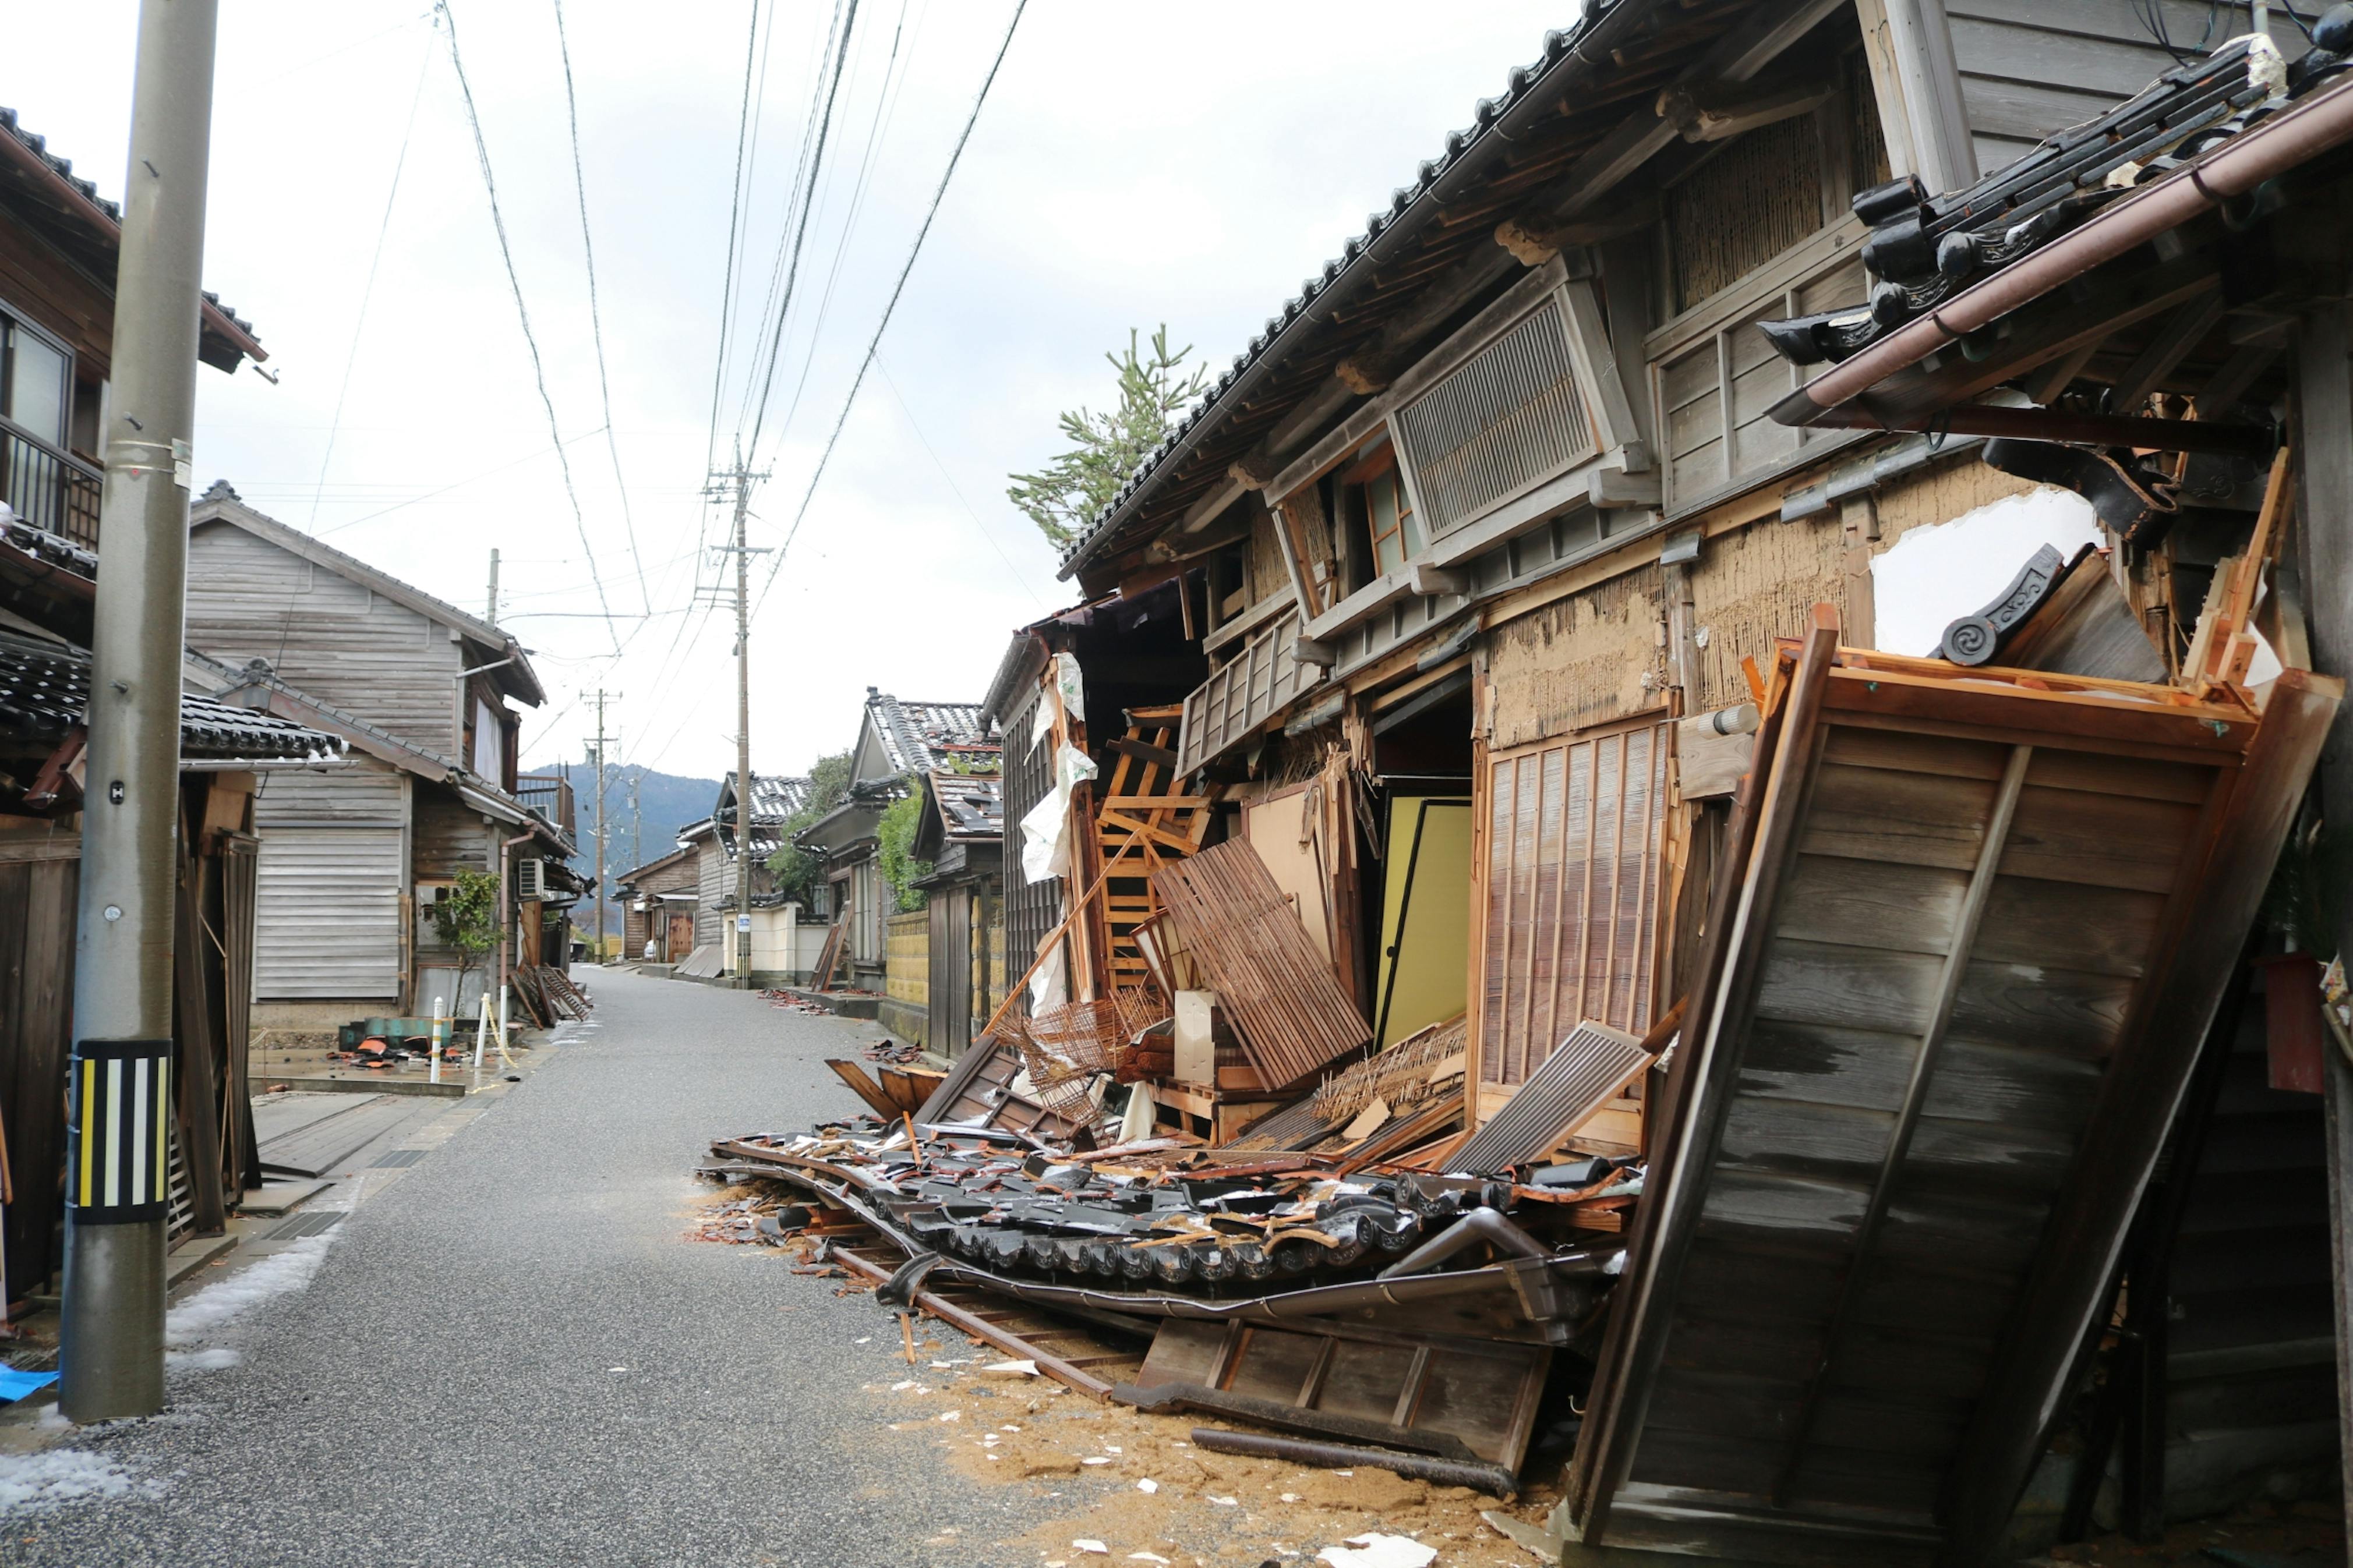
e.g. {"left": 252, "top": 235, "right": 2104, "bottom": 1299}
{"left": 0, "top": 835, "right": 78, "bottom": 1296}
{"left": 410, "top": 785, "right": 493, "bottom": 882}
{"left": 694, "top": 834, "right": 725, "bottom": 950}
{"left": 0, "top": 207, "right": 113, "bottom": 376}
{"left": 1945, "top": 1, "right": 2266, "bottom": 179}
{"left": 186, "top": 519, "right": 465, "bottom": 758}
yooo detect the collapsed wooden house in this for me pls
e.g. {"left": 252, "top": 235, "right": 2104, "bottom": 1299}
{"left": 965, "top": 2, "right": 2353, "bottom": 1555}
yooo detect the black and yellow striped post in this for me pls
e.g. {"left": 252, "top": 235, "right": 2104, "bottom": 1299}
{"left": 65, "top": 1041, "right": 173, "bottom": 1224}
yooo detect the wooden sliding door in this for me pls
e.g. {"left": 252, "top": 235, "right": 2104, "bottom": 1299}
{"left": 1476, "top": 716, "right": 1668, "bottom": 1093}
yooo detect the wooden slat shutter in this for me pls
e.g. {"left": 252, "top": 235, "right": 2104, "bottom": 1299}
{"left": 1478, "top": 718, "right": 1667, "bottom": 1089}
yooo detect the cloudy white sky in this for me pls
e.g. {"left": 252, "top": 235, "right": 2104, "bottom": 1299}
{"left": 8, "top": 2, "right": 1570, "bottom": 783}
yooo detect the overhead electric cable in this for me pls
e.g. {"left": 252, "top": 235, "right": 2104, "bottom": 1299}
{"left": 315, "top": 430, "right": 609, "bottom": 539}
{"left": 550, "top": 0, "right": 651, "bottom": 616}
{"left": 729, "top": 1, "right": 844, "bottom": 440}
{"left": 306, "top": 37, "right": 433, "bottom": 532}
{"left": 740, "top": 0, "right": 861, "bottom": 461}
{"left": 439, "top": 0, "right": 624, "bottom": 657}
{"left": 704, "top": 1, "right": 766, "bottom": 479}
{"left": 754, "top": 0, "right": 1027, "bottom": 615}
{"left": 875, "top": 352, "right": 1047, "bottom": 610}
{"left": 773, "top": 0, "right": 914, "bottom": 447}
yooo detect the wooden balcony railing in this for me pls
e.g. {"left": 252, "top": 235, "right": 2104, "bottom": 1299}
{"left": 0, "top": 419, "right": 101, "bottom": 550}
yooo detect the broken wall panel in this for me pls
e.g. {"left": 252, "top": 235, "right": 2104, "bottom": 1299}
{"left": 1478, "top": 718, "right": 1668, "bottom": 1093}
{"left": 1484, "top": 564, "right": 1667, "bottom": 751}
{"left": 1687, "top": 511, "right": 1846, "bottom": 712}
{"left": 1125, "top": 1316, "right": 1550, "bottom": 1474}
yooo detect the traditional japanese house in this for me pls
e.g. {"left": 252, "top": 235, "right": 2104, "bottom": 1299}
{"left": 0, "top": 619, "right": 340, "bottom": 1307}
{"left": 615, "top": 843, "right": 698, "bottom": 963}
{"left": 906, "top": 767, "right": 1006, "bottom": 1058}
{"left": 792, "top": 689, "right": 991, "bottom": 991}
{"left": 0, "top": 107, "right": 313, "bottom": 1304}
{"left": 673, "top": 770, "right": 810, "bottom": 981}
{"left": 182, "top": 485, "right": 575, "bottom": 1029}
{"left": 1025, "top": 1, "right": 2353, "bottom": 1553}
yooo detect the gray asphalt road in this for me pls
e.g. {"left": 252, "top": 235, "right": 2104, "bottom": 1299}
{"left": 6, "top": 969, "right": 1053, "bottom": 1568}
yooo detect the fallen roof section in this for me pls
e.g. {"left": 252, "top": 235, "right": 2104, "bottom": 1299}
{"left": 1561, "top": 606, "right": 2338, "bottom": 1567}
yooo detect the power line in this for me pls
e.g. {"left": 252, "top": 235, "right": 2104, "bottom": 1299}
{"left": 550, "top": 0, "right": 650, "bottom": 617}
{"left": 772, "top": 0, "right": 916, "bottom": 448}
{"left": 740, "top": 0, "right": 861, "bottom": 462}
{"left": 729, "top": 1, "right": 845, "bottom": 438}
{"left": 874, "top": 351, "right": 1047, "bottom": 610}
{"left": 306, "top": 36, "right": 434, "bottom": 532}
{"left": 754, "top": 0, "right": 1027, "bottom": 617}
{"left": 704, "top": 1, "right": 766, "bottom": 481}
{"left": 315, "top": 423, "right": 608, "bottom": 536}
{"left": 439, "top": 0, "right": 624, "bottom": 657}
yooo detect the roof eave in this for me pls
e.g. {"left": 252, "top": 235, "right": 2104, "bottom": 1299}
{"left": 1053, "top": 0, "right": 1661, "bottom": 583}
{"left": 0, "top": 118, "right": 267, "bottom": 369}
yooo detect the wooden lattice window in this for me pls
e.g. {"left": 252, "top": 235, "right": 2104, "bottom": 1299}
{"left": 1394, "top": 294, "right": 1597, "bottom": 538}
{"left": 1478, "top": 717, "right": 1669, "bottom": 1089}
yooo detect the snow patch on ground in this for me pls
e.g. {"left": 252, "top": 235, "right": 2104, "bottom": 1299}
{"left": 164, "top": 1233, "right": 333, "bottom": 1373}
{"left": 0, "top": 1450, "right": 165, "bottom": 1515}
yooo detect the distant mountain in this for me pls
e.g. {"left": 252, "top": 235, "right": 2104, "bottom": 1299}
{"left": 525, "top": 762, "right": 722, "bottom": 941}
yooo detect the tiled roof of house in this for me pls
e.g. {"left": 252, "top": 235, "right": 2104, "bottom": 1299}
{"left": 717, "top": 771, "right": 813, "bottom": 861}
{"left": 1052, "top": 5, "right": 1624, "bottom": 576}
{"left": 928, "top": 770, "right": 1003, "bottom": 841}
{"left": 867, "top": 691, "right": 993, "bottom": 774}
{"left": 2, "top": 631, "right": 340, "bottom": 763}
{"left": 0, "top": 107, "right": 264, "bottom": 362}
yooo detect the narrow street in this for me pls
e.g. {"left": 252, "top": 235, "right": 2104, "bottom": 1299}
{"left": 5, "top": 971, "right": 1051, "bottom": 1568}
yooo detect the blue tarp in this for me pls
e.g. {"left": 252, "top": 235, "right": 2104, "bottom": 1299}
{"left": 0, "top": 1367, "right": 59, "bottom": 1403}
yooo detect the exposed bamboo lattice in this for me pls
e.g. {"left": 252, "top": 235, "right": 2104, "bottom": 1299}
{"left": 1152, "top": 838, "right": 1369, "bottom": 1088}
{"left": 1308, "top": 1014, "right": 1468, "bottom": 1126}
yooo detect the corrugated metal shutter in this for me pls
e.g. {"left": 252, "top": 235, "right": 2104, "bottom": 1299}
{"left": 1478, "top": 718, "right": 1668, "bottom": 1089}
{"left": 253, "top": 766, "right": 405, "bottom": 1000}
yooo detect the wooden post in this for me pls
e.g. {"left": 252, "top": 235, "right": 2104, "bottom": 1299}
{"left": 2298, "top": 296, "right": 2353, "bottom": 1530}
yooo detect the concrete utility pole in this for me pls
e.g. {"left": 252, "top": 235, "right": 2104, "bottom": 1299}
{"left": 62, "top": 0, "right": 220, "bottom": 1424}
{"left": 731, "top": 482, "right": 752, "bottom": 989}
{"left": 485, "top": 547, "right": 500, "bottom": 624}
{"left": 628, "top": 760, "right": 641, "bottom": 882}
{"left": 702, "top": 461, "right": 769, "bottom": 989}
{"left": 591, "top": 688, "right": 610, "bottom": 964}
